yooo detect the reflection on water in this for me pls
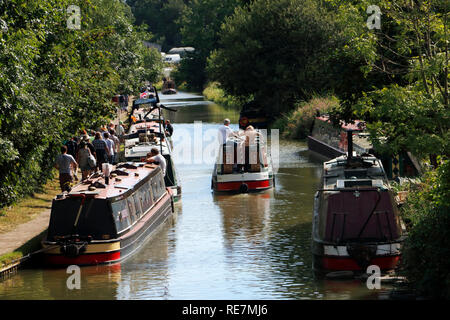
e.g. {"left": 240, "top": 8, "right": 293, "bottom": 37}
{"left": 0, "top": 92, "right": 392, "bottom": 300}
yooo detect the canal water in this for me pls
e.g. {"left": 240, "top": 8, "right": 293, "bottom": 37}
{"left": 0, "top": 92, "right": 392, "bottom": 300}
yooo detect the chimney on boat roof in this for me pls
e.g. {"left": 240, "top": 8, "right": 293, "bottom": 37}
{"left": 347, "top": 129, "right": 354, "bottom": 163}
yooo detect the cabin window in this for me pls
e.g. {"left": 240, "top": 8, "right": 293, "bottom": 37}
{"left": 111, "top": 199, "right": 131, "bottom": 233}
{"left": 127, "top": 198, "right": 137, "bottom": 223}
{"left": 139, "top": 181, "right": 153, "bottom": 213}
{"left": 133, "top": 193, "right": 143, "bottom": 218}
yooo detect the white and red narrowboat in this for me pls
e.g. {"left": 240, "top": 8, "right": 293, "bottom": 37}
{"left": 211, "top": 133, "right": 274, "bottom": 193}
{"left": 42, "top": 162, "right": 174, "bottom": 266}
{"left": 311, "top": 131, "right": 406, "bottom": 274}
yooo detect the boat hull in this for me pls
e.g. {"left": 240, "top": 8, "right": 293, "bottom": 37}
{"left": 212, "top": 172, "right": 274, "bottom": 193}
{"left": 42, "top": 192, "right": 173, "bottom": 267}
{"left": 161, "top": 89, "right": 177, "bottom": 95}
{"left": 307, "top": 135, "right": 345, "bottom": 159}
{"left": 312, "top": 240, "right": 402, "bottom": 272}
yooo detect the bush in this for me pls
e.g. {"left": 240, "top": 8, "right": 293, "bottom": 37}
{"left": 272, "top": 96, "right": 339, "bottom": 139}
{"left": 400, "top": 160, "right": 450, "bottom": 299}
{"left": 202, "top": 82, "right": 241, "bottom": 109}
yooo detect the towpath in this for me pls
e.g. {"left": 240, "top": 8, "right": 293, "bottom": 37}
{"left": 0, "top": 209, "right": 50, "bottom": 256}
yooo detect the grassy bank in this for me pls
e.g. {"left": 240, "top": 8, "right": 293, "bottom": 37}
{"left": 0, "top": 174, "right": 60, "bottom": 234}
{"left": 0, "top": 230, "right": 47, "bottom": 269}
{"left": 202, "top": 82, "right": 240, "bottom": 109}
{"left": 271, "top": 96, "right": 339, "bottom": 139}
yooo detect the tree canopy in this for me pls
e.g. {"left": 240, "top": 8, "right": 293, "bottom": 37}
{"left": 0, "top": 0, "right": 162, "bottom": 207}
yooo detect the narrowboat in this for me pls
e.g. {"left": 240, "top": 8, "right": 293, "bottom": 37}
{"left": 211, "top": 132, "right": 274, "bottom": 193}
{"left": 124, "top": 94, "right": 181, "bottom": 201}
{"left": 311, "top": 130, "right": 406, "bottom": 274}
{"left": 124, "top": 125, "right": 181, "bottom": 201}
{"left": 307, "top": 115, "right": 421, "bottom": 179}
{"left": 42, "top": 162, "right": 174, "bottom": 266}
{"left": 161, "top": 78, "right": 177, "bottom": 95}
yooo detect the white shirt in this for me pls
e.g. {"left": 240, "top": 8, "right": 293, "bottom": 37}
{"left": 151, "top": 154, "right": 166, "bottom": 175}
{"left": 218, "top": 125, "right": 233, "bottom": 144}
{"left": 104, "top": 138, "right": 114, "bottom": 156}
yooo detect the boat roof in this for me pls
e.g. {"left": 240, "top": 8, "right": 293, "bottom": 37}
{"left": 65, "top": 162, "right": 161, "bottom": 200}
{"left": 322, "top": 154, "right": 389, "bottom": 190}
{"left": 125, "top": 138, "right": 171, "bottom": 158}
{"left": 128, "top": 121, "right": 162, "bottom": 134}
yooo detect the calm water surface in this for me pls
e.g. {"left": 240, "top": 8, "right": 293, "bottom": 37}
{"left": 0, "top": 92, "right": 391, "bottom": 300}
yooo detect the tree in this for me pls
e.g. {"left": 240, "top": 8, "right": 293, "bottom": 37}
{"left": 128, "top": 0, "right": 189, "bottom": 51}
{"left": 333, "top": 0, "right": 450, "bottom": 163}
{"left": 0, "top": 0, "right": 162, "bottom": 207}
{"left": 173, "top": 0, "right": 240, "bottom": 91}
{"left": 207, "top": 0, "right": 352, "bottom": 116}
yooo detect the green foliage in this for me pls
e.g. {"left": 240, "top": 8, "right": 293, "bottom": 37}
{"left": 202, "top": 82, "right": 241, "bottom": 109}
{"left": 128, "top": 0, "right": 188, "bottom": 51}
{"left": 172, "top": 0, "right": 240, "bottom": 91}
{"left": 272, "top": 96, "right": 339, "bottom": 139}
{"left": 352, "top": 85, "right": 449, "bottom": 158}
{"left": 400, "top": 160, "right": 450, "bottom": 299}
{"left": 207, "top": 0, "right": 363, "bottom": 117}
{"left": 330, "top": 0, "right": 449, "bottom": 160}
{"left": 0, "top": 0, "right": 162, "bottom": 208}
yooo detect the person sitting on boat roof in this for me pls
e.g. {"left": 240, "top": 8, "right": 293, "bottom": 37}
{"left": 145, "top": 148, "right": 166, "bottom": 176}
{"left": 241, "top": 125, "right": 264, "bottom": 171}
{"left": 55, "top": 145, "right": 78, "bottom": 192}
{"left": 218, "top": 118, "right": 239, "bottom": 144}
{"left": 243, "top": 125, "right": 264, "bottom": 146}
{"left": 148, "top": 133, "right": 157, "bottom": 143}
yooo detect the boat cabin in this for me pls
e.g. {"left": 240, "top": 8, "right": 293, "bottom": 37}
{"left": 46, "top": 163, "right": 167, "bottom": 242}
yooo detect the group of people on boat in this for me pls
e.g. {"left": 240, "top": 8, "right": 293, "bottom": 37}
{"left": 218, "top": 118, "right": 263, "bottom": 145}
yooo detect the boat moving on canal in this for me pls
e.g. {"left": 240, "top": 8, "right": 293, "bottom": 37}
{"left": 161, "top": 78, "right": 177, "bottom": 95}
{"left": 312, "top": 130, "right": 406, "bottom": 273}
{"left": 42, "top": 162, "right": 174, "bottom": 266}
{"left": 211, "top": 132, "right": 274, "bottom": 193}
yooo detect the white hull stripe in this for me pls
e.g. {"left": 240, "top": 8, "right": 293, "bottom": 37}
{"left": 323, "top": 243, "right": 401, "bottom": 256}
{"left": 216, "top": 172, "right": 270, "bottom": 183}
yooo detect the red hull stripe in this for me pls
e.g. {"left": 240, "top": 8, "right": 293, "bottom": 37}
{"left": 321, "top": 255, "right": 400, "bottom": 271}
{"left": 45, "top": 251, "right": 121, "bottom": 266}
{"left": 216, "top": 180, "right": 270, "bottom": 191}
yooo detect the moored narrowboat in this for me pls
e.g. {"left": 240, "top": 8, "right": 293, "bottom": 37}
{"left": 42, "top": 162, "right": 174, "bottom": 266}
{"left": 124, "top": 94, "right": 181, "bottom": 201}
{"left": 312, "top": 131, "right": 406, "bottom": 274}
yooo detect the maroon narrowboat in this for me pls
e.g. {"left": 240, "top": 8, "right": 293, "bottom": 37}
{"left": 311, "top": 131, "right": 406, "bottom": 273}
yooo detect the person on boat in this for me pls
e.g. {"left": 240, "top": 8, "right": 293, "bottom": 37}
{"left": 148, "top": 133, "right": 157, "bottom": 143}
{"left": 55, "top": 145, "right": 78, "bottom": 192}
{"left": 92, "top": 132, "right": 109, "bottom": 171}
{"left": 242, "top": 125, "right": 263, "bottom": 171}
{"left": 145, "top": 148, "right": 166, "bottom": 176}
{"left": 103, "top": 132, "right": 115, "bottom": 164}
{"left": 218, "top": 118, "right": 238, "bottom": 144}
{"left": 165, "top": 120, "right": 174, "bottom": 137}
